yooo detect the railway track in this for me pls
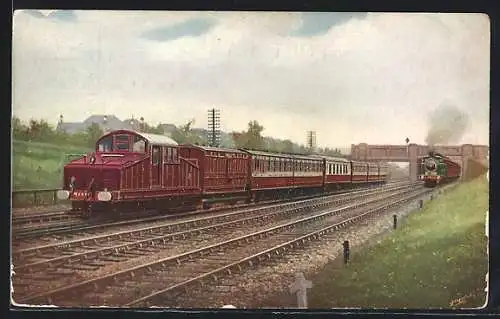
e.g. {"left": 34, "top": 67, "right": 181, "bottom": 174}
{"left": 13, "top": 182, "right": 422, "bottom": 306}
{"left": 12, "top": 210, "right": 79, "bottom": 227}
{"left": 12, "top": 182, "right": 411, "bottom": 270}
{"left": 11, "top": 181, "right": 409, "bottom": 242}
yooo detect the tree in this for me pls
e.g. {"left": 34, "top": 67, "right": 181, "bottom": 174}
{"left": 86, "top": 122, "right": 104, "bottom": 147}
{"left": 171, "top": 119, "right": 207, "bottom": 145}
{"left": 233, "top": 120, "right": 265, "bottom": 150}
{"left": 281, "top": 139, "right": 295, "bottom": 153}
{"left": 27, "top": 119, "right": 54, "bottom": 141}
{"left": 12, "top": 116, "right": 29, "bottom": 140}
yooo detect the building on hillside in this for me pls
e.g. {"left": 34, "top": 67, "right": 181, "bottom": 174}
{"left": 57, "top": 115, "right": 142, "bottom": 134}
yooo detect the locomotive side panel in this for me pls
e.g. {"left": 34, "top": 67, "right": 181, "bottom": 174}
{"left": 163, "top": 146, "right": 200, "bottom": 191}
{"left": 121, "top": 159, "right": 150, "bottom": 190}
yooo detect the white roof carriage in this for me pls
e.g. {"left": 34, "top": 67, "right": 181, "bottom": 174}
{"left": 137, "top": 132, "right": 178, "bottom": 146}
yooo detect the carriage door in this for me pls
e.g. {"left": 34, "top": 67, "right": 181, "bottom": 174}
{"left": 151, "top": 145, "right": 162, "bottom": 187}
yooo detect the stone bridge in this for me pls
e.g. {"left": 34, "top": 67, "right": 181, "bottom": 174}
{"left": 350, "top": 143, "right": 489, "bottom": 182}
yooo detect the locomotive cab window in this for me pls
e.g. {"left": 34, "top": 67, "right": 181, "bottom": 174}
{"left": 132, "top": 135, "right": 147, "bottom": 153}
{"left": 152, "top": 146, "right": 161, "bottom": 165}
{"left": 114, "top": 134, "right": 130, "bottom": 152}
{"left": 97, "top": 136, "right": 113, "bottom": 152}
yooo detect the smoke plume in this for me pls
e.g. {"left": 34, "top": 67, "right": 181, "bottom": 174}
{"left": 425, "top": 102, "right": 470, "bottom": 146}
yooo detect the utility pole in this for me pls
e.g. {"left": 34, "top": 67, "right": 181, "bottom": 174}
{"left": 306, "top": 131, "right": 317, "bottom": 153}
{"left": 207, "top": 108, "right": 221, "bottom": 147}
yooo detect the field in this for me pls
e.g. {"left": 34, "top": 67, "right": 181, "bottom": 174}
{"left": 309, "top": 175, "right": 489, "bottom": 309}
{"left": 12, "top": 140, "right": 91, "bottom": 190}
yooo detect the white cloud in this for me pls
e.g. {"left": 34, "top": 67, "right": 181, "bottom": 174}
{"left": 12, "top": 11, "right": 490, "bottom": 148}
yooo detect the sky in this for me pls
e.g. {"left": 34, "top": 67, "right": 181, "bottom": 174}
{"left": 12, "top": 11, "right": 490, "bottom": 148}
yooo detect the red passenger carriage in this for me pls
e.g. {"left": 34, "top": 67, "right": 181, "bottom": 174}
{"left": 322, "top": 156, "right": 351, "bottom": 190}
{"left": 58, "top": 129, "right": 390, "bottom": 217}
{"left": 351, "top": 160, "right": 368, "bottom": 183}
{"left": 367, "top": 162, "right": 380, "bottom": 183}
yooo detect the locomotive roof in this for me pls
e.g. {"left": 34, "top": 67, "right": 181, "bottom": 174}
{"left": 99, "top": 130, "right": 179, "bottom": 147}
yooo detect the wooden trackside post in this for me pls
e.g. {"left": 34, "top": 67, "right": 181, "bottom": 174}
{"left": 343, "top": 240, "right": 350, "bottom": 264}
{"left": 289, "top": 272, "right": 312, "bottom": 309}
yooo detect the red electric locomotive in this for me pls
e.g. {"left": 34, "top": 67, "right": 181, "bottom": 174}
{"left": 57, "top": 129, "right": 390, "bottom": 217}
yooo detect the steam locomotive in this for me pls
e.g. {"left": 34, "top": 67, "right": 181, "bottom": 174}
{"left": 418, "top": 151, "right": 461, "bottom": 187}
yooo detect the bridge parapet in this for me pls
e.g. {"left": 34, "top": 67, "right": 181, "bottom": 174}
{"left": 350, "top": 143, "right": 489, "bottom": 181}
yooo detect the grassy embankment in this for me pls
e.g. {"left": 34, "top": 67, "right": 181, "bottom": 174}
{"left": 12, "top": 140, "right": 91, "bottom": 190}
{"left": 309, "top": 175, "right": 489, "bottom": 309}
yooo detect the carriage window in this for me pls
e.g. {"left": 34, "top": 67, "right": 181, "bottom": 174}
{"left": 152, "top": 147, "right": 161, "bottom": 165}
{"left": 172, "top": 148, "right": 178, "bottom": 162}
{"left": 167, "top": 148, "right": 173, "bottom": 162}
{"left": 132, "top": 135, "right": 147, "bottom": 153}
{"left": 97, "top": 136, "right": 113, "bottom": 152}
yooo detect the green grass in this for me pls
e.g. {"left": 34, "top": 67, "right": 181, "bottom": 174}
{"left": 12, "top": 140, "right": 91, "bottom": 190}
{"left": 309, "top": 176, "right": 489, "bottom": 309}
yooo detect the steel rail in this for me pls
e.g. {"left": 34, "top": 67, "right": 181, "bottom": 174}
{"left": 13, "top": 182, "right": 413, "bottom": 260}
{"left": 127, "top": 188, "right": 430, "bottom": 307}
{"left": 13, "top": 183, "right": 414, "bottom": 273}
{"left": 16, "top": 185, "right": 422, "bottom": 305}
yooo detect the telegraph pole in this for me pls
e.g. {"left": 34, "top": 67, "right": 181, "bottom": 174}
{"left": 306, "top": 131, "right": 317, "bottom": 153}
{"left": 207, "top": 108, "right": 221, "bottom": 147}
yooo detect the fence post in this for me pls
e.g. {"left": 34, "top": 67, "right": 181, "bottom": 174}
{"left": 343, "top": 240, "right": 350, "bottom": 264}
{"left": 418, "top": 199, "right": 423, "bottom": 209}
{"left": 393, "top": 214, "right": 398, "bottom": 229}
{"left": 289, "top": 272, "right": 312, "bottom": 309}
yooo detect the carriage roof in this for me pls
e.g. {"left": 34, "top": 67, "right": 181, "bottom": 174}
{"left": 98, "top": 130, "right": 178, "bottom": 147}
{"left": 184, "top": 145, "right": 248, "bottom": 154}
